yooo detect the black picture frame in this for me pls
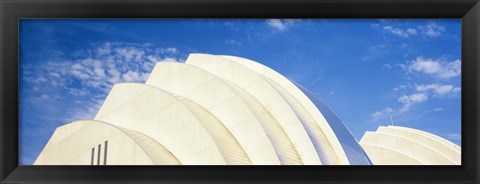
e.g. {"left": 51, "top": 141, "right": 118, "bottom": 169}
{"left": 1, "top": 0, "right": 479, "bottom": 183}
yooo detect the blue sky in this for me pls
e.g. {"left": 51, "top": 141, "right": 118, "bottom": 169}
{"left": 19, "top": 19, "right": 461, "bottom": 165}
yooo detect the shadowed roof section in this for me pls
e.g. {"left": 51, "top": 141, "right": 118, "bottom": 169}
{"left": 294, "top": 83, "right": 372, "bottom": 165}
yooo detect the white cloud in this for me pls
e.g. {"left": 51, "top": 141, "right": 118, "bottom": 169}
{"left": 96, "top": 42, "right": 112, "bottom": 56}
{"left": 419, "top": 23, "right": 445, "bottom": 37}
{"left": 23, "top": 76, "right": 49, "bottom": 84}
{"left": 398, "top": 93, "right": 428, "bottom": 104}
{"left": 415, "top": 83, "right": 460, "bottom": 96}
{"left": 160, "top": 57, "right": 180, "bottom": 63}
{"left": 397, "top": 93, "right": 428, "bottom": 113}
{"left": 146, "top": 55, "right": 179, "bottom": 64}
{"left": 40, "top": 94, "right": 49, "bottom": 100}
{"left": 49, "top": 72, "right": 61, "bottom": 78}
{"left": 433, "top": 107, "right": 444, "bottom": 112}
{"left": 381, "top": 64, "right": 393, "bottom": 69}
{"left": 71, "top": 65, "right": 90, "bottom": 80}
{"left": 106, "top": 68, "right": 121, "bottom": 84}
{"left": 372, "top": 81, "right": 459, "bottom": 122}
{"left": 409, "top": 58, "right": 441, "bottom": 73}
{"left": 407, "top": 57, "right": 461, "bottom": 79}
{"left": 267, "top": 19, "right": 287, "bottom": 31}
{"left": 163, "top": 47, "right": 177, "bottom": 54}
{"left": 371, "top": 107, "right": 394, "bottom": 122}
{"left": 115, "top": 47, "right": 145, "bottom": 62}
{"left": 67, "top": 88, "right": 89, "bottom": 96}
{"left": 383, "top": 26, "right": 417, "bottom": 38}
{"left": 122, "top": 71, "right": 150, "bottom": 83}
{"left": 453, "top": 87, "right": 461, "bottom": 93}
{"left": 393, "top": 84, "right": 408, "bottom": 91}
{"left": 376, "top": 23, "right": 446, "bottom": 38}
{"left": 25, "top": 42, "right": 183, "bottom": 95}
{"left": 66, "top": 97, "right": 106, "bottom": 122}
{"left": 93, "top": 66, "right": 106, "bottom": 78}
{"left": 361, "top": 44, "right": 387, "bottom": 61}
{"left": 406, "top": 28, "right": 417, "bottom": 35}
{"left": 225, "top": 39, "right": 242, "bottom": 46}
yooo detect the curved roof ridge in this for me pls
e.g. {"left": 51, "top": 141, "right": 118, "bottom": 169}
{"left": 215, "top": 54, "right": 361, "bottom": 165}
{"left": 146, "top": 61, "right": 281, "bottom": 164}
{"left": 361, "top": 131, "right": 458, "bottom": 165}
{"left": 93, "top": 83, "right": 226, "bottom": 164}
{"left": 360, "top": 142, "right": 425, "bottom": 165}
{"left": 387, "top": 126, "right": 461, "bottom": 152}
{"left": 379, "top": 126, "right": 461, "bottom": 156}
{"left": 186, "top": 54, "right": 323, "bottom": 165}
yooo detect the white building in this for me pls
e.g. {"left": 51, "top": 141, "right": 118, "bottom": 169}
{"left": 36, "top": 54, "right": 415, "bottom": 165}
{"left": 359, "top": 125, "right": 461, "bottom": 165}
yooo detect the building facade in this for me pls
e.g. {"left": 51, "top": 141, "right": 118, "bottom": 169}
{"left": 35, "top": 54, "right": 375, "bottom": 165}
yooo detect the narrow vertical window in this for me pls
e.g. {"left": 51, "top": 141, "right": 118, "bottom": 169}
{"left": 97, "top": 144, "right": 101, "bottom": 165}
{"left": 91, "top": 147, "right": 95, "bottom": 165}
{"left": 103, "top": 140, "right": 108, "bottom": 165}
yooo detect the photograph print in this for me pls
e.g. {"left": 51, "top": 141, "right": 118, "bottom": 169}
{"left": 20, "top": 19, "right": 461, "bottom": 165}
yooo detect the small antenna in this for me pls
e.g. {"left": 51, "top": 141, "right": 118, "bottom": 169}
{"left": 388, "top": 112, "right": 394, "bottom": 126}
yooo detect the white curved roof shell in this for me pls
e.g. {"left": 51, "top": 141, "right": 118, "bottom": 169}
{"left": 359, "top": 126, "right": 461, "bottom": 165}
{"left": 34, "top": 53, "right": 372, "bottom": 165}
{"left": 34, "top": 120, "right": 180, "bottom": 165}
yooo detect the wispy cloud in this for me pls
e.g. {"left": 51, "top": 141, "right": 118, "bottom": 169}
{"left": 266, "top": 19, "right": 299, "bottom": 31}
{"left": 360, "top": 44, "right": 387, "bottom": 61}
{"left": 383, "top": 26, "right": 417, "bottom": 38}
{"left": 415, "top": 83, "right": 460, "bottom": 96}
{"left": 25, "top": 42, "right": 183, "bottom": 93}
{"left": 22, "top": 41, "right": 185, "bottom": 123}
{"left": 406, "top": 28, "right": 418, "bottom": 35}
{"left": 371, "top": 107, "right": 393, "bottom": 122}
{"left": 267, "top": 19, "right": 287, "bottom": 31}
{"left": 370, "top": 92, "right": 429, "bottom": 122}
{"left": 431, "top": 107, "right": 444, "bottom": 112}
{"left": 65, "top": 97, "right": 105, "bottom": 122}
{"left": 393, "top": 84, "right": 409, "bottom": 92}
{"left": 419, "top": 23, "right": 445, "bottom": 37}
{"left": 371, "top": 56, "right": 460, "bottom": 123}
{"left": 225, "top": 39, "right": 242, "bottom": 46}
{"left": 374, "top": 22, "right": 446, "bottom": 38}
{"left": 122, "top": 71, "right": 150, "bottom": 83}
{"left": 406, "top": 57, "right": 461, "bottom": 79}
{"left": 397, "top": 93, "right": 428, "bottom": 113}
